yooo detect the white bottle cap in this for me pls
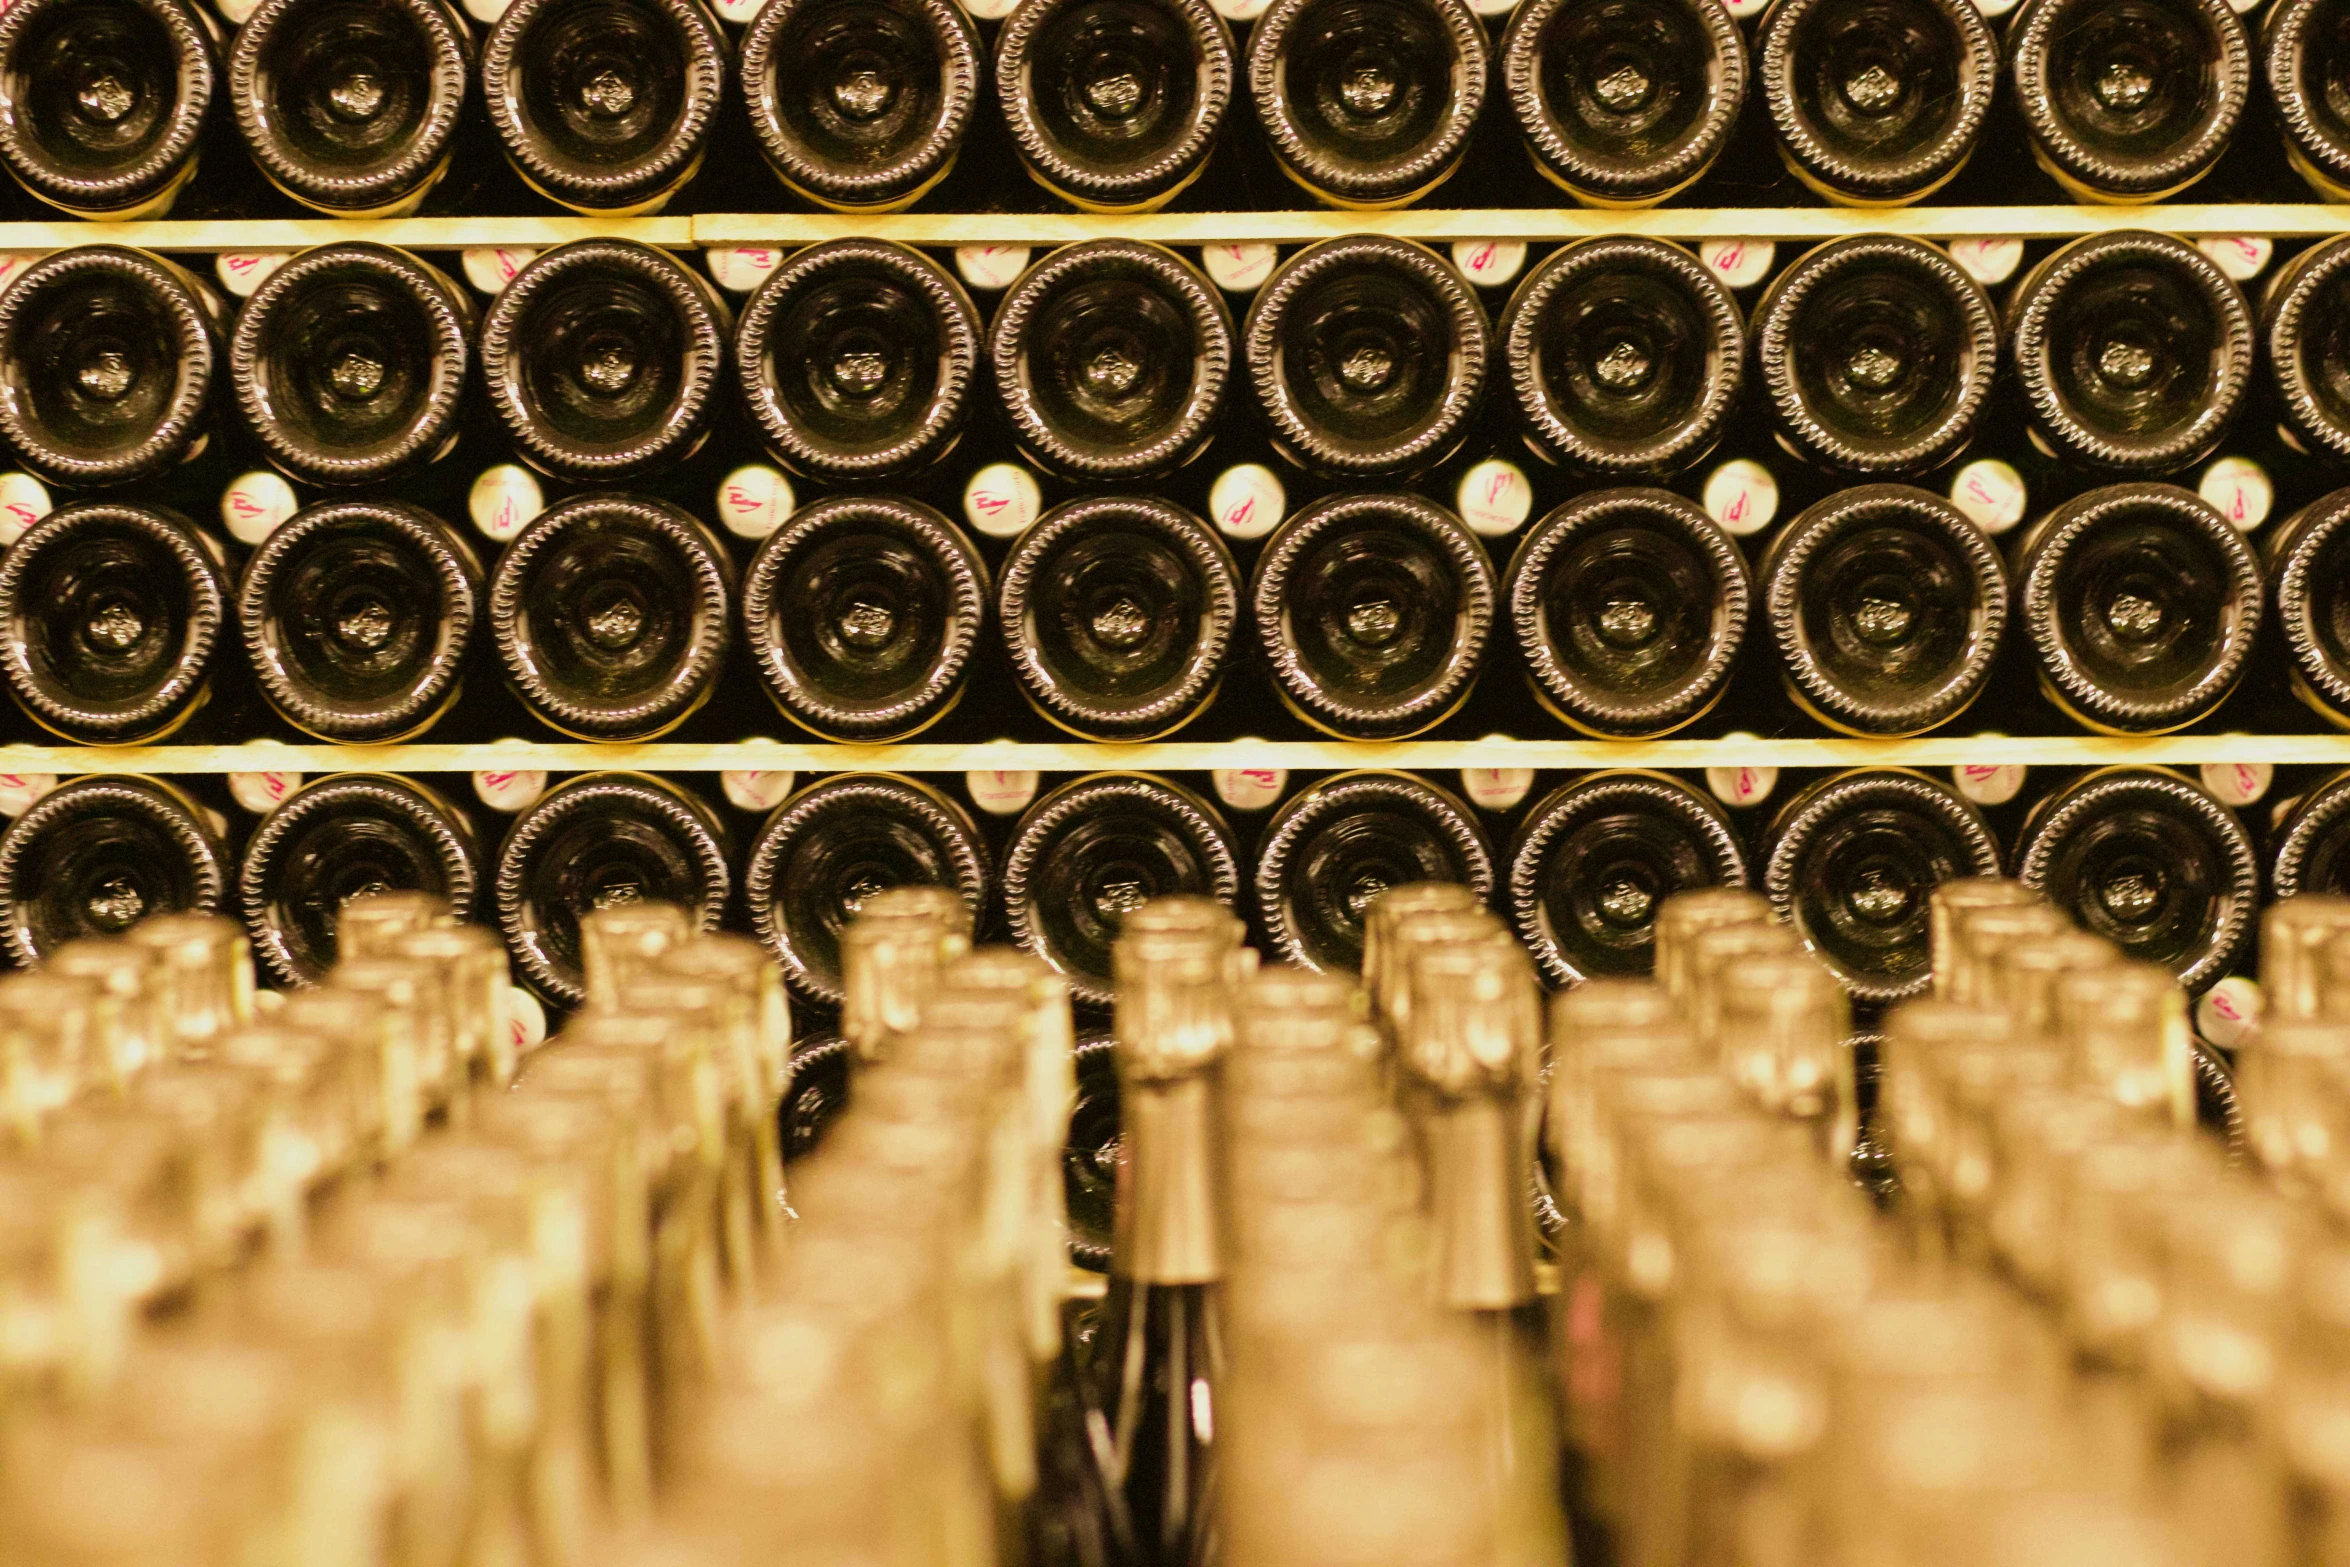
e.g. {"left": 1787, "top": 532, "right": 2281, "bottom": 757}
{"left": 1456, "top": 458, "right": 1533, "bottom": 537}
{"left": 721, "top": 769, "right": 798, "bottom": 812}
{"left": 2197, "top": 238, "right": 2272, "bottom": 284}
{"left": 229, "top": 770, "right": 302, "bottom": 814}
{"left": 215, "top": 0, "right": 263, "bottom": 24}
{"left": 955, "top": 244, "right": 1031, "bottom": 291}
{"left": 2198, "top": 456, "right": 2271, "bottom": 532}
{"left": 470, "top": 464, "right": 545, "bottom": 543}
{"left": 1947, "top": 237, "right": 2023, "bottom": 287}
{"left": 0, "top": 773, "right": 56, "bottom": 817}
{"left": 462, "top": 246, "right": 539, "bottom": 295}
{"left": 1706, "top": 737, "right": 1776, "bottom": 809}
{"left": 716, "top": 464, "right": 795, "bottom": 539}
{"left": 1460, "top": 767, "right": 1533, "bottom": 811}
{"left": 1202, "top": 243, "right": 1277, "bottom": 292}
{"left": 0, "top": 472, "right": 51, "bottom": 546}
{"left": 215, "top": 251, "right": 292, "bottom": 298}
{"left": 1951, "top": 761, "right": 2025, "bottom": 806}
{"left": 1209, "top": 463, "right": 1285, "bottom": 541}
{"left": 966, "top": 768, "right": 1040, "bottom": 816}
{"left": 221, "top": 470, "right": 299, "bottom": 545}
{"left": 1212, "top": 766, "right": 1286, "bottom": 812}
{"left": 710, "top": 0, "right": 764, "bottom": 21}
{"left": 505, "top": 986, "right": 549, "bottom": 1055}
{"left": 705, "top": 245, "right": 784, "bottom": 293}
{"left": 2200, "top": 760, "right": 2273, "bottom": 808}
{"left": 1948, "top": 458, "right": 2027, "bottom": 535}
{"left": 2195, "top": 976, "right": 2261, "bottom": 1048}
{"left": 1209, "top": 0, "right": 1271, "bottom": 19}
{"left": 1699, "top": 238, "right": 1774, "bottom": 289}
{"left": 473, "top": 752, "right": 549, "bottom": 813}
{"left": 964, "top": 462, "right": 1042, "bottom": 539}
{"left": 1969, "top": 0, "right": 2017, "bottom": 15}
{"left": 1702, "top": 459, "right": 1778, "bottom": 537}
{"left": 1452, "top": 240, "right": 1527, "bottom": 289}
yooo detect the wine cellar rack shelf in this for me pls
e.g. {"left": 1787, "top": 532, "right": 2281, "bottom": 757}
{"left": 18, "top": 734, "right": 2350, "bottom": 775}
{"left": 11, "top": 203, "right": 2348, "bottom": 254}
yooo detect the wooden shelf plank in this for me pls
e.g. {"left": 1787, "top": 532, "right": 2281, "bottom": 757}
{"left": 7, "top": 734, "right": 2350, "bottom": 775}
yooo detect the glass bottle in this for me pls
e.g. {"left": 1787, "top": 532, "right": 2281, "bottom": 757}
{"left": 237, "top": 772, "right": 481, "bottom": 987}
{"left": 1750, "top": 235, "right": 1998, "bottom": 476}
{"left": 2008, "top": 481, "right": 2262, "bottom": 734}
{"left": 988, "top": 238, "right": 1232, "bottom": 482}
{"left": 1243, "top": 234, "right": 1487, "bottom": 478}
{"left": 2273, "top": 773, "right": 2350, "bottom": 901}
{"left": 1254, "top": 771, "right": 1494, "bottom": 974}
{"left": 1926, "top": 876, "right": 2041, "bottom": 999}
{"left": 1755, "top": 483, "right": 2007, "bottom": 736}
{"left": 0, "top": 0, "right": 216, "bottom": 219}
{"left": 1496, "top": 236, "right": 1744, "bottom": 477}
{"left": 1252, "top": 491, "right": 1495, "bottom": 740}
{"left": 994, "top": 0, "right": 1235, "bottom": 212}
{"left": 2010, "top": 0, "right": 2249, "bottom": 202}
{"left": 1245, "top": 0, "right": 1487, "bottom": 207}
{"left": 227, "top": 243, "right": 472, "bottom": 488}
{"left": 226, "top": 0, "right": 471, "bottom": 217}
{"left": 1751, "top": 0, "right": 1996, "bottom": 204}
{"left": 0, "top": 500, "right": 228, "bottom": 745}
{"left": 2266, "top": 486, "right": 2350, "bottom": 729}
{"left": 741, "top": 493, "right": 988, "bottom": 743}
{"left": 2006, "top": 232, "right": 2253, "bottom": 473}
{"left": 738, "top": 0, "right": 981, "bottom": 211}
{"left": 735, "top": 239, "right": 982, "bottom": 483}
{"left": 998, "top": 494, "right": 1240, "bottom": 741}
{"left": 2261, "top": 234, "right": 2350, "bottom": 464}
{"left": 488, "top": 492, "right": 734, "bottom": 742}
{"left": 0, "top": 245, "right": 219, "bottom": 488}
{"left": 239, "top": 498, "right": 481, "bottom": 743}
{"left": 0, "top": 774, "right": 226, "bottom": 964}
{"left": 480, "top": 0, "right": 724, "bottom": 215}
{"left": 479, "top": 239, "right": 731, "bottom": 481}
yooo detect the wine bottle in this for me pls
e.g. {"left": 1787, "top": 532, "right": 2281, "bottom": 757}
{"left": 999, "top": 772, "right": 1239, "bottom": 1006}
{"left": 2271, "top": 768, "right": 2350, "bottom": 900}
{"left": 0, "top": 773, "right": 226, "bottom": 964}
{"left": 227, "top": 242, "right": 472, "bottom": 489}
{"left": 1498, "top": 0, "right": 1744, "bottom": 206}
{"left": 988, "top": 239, "right": 1232, "bottom": 482}
{"left": 238, "top": 498, "right": 482, "bottom": 743}
{"left": 0, "top": 501, "right": 228, "bottom": 744}
{"left": 994, "top": 0, "right": 1235, "bottom": 213}
{"left": 998, "top": 494, "right": 1240, "bottom": 741}
{"left": 1502, "top": 486, "right": 1748, "bottom": 738}
{"left": 226, "top": 0, "right": 471, "bottom": 218}
{"left": 1751, "top": 235, "right": 1997, "bottom": 475}
{"left": 237, "top": 771, "right": 480, "bottom": 986}
{"left": 741, "top": 494, "right": 988, "bottom": 742}
{"left": 2270, "top": 0, "right": 2350, "bottom": 200}
{"left": 1506, "top": 769, "right": 1746, "bottom": 987}
{"left": 1065, "top": 1034, "right": 1119, "bottom": 1269}
{"left": 1751, "top": 0, "right": 1997, "bottom": 205}
{"left": 1252, "top": 769, "right": 1493, "bottom": 973}
{"left": 781, "top": 1031, "right": 855, "bottom": 1159}
{"left": 2006, "top": 231, "right": 2253, "bottom": 473}
{"left": 488, "top": 492, "right": 734, "bottom": 742}
{"left": 2009, "top": 482, "right": 2262, "bottom": 735}
{"left": 2010, "top": 0, "right": 2249, "bottom": 202}
{"left": 0, "top": 0, "right": 216, "bottom": 219}
{"left": 493, "top": 770, "right": 730, "bottom": 1006}
{"left": 744, "top": 771, "right": 991, "bottom": 1005}
{"left": 739, "top": 0, "right": 981, "bottom": 212}
{"left": 737, "top": 240, "right": 980, "bottom": 485}
{"left": 1254, "top": 491, "right": 1494, "bottom": 740}
{"left": 1245, "top": 0, "right": 1486, "bottom": 207}
{"left": 1761, "top": 767, "right": 2000, "bottom": 1004}
{"left": 2263, "top": 234, "right": 2350, "bottom": 464}
{"left": 1496, "top": 236, "right": 1743, "bottom": 477}
{"left": 2014, "top": 766, "right": 2255, "bottom": 992}
{"left": 1757, "top": 483, "right": 2007, "bottom": 736}
{"left": 0, "top": 246, "right": 219, "bottom": 489}
{"left": 2271, "top": 486, "right": 2350, "bottom": 729}
{"left": 480, "top": 238, "right": 730, "bottom": 482}
{"left": 1243, "top": 234, "right": 1487, "bottom": 478}
{"left": 481, "top": 0, "right": 724, "bottom": 215}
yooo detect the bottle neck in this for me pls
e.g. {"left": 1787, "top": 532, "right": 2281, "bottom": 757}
{"left": 1115, "top": 1071, "right": 1222, "bottom": 1285}
{"left": 1424, "top": 1090, "right": 1534, "bottom": 1311}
